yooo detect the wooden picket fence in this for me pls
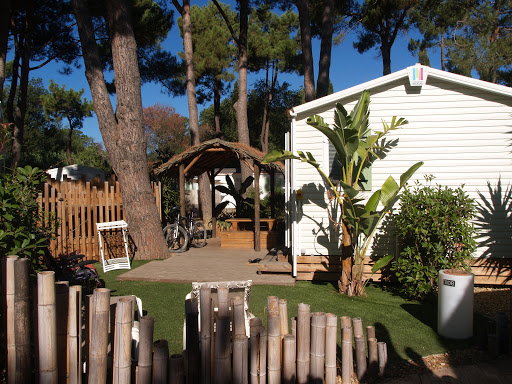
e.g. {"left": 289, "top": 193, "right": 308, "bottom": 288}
{"left": 37, "top": 176, "right": 161, "bottom": 260}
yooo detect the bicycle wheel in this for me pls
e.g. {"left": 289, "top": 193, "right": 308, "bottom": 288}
{"left": 163, "top": 224, "right": 189, "bottom": 253}
{"left": 190, "top": 221, "right": 207, "bottom": 248}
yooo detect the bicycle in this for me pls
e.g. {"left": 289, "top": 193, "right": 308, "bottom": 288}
{"left": 163, "top": 207, "right": 189, "bottom": 253}
{"left": 162, "top": 207, "right": 207, "bottom": 252}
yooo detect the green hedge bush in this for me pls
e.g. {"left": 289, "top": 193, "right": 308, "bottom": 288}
{"left": 391, "top": 180, "right": 477, "bottom": 300}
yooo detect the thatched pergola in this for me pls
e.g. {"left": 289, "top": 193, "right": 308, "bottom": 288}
{"left": 154, "top": 139, "right": 284, "bottom": 251}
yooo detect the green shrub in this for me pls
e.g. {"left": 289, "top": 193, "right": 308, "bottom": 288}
{"left": 161, "top": 176, "right": 181, "bottom": 225}
{"left": 0, "top": 165, "right": 58, "bottom": 270}
{"left": 391, "top": 179, "right": 477, "bottom": 300}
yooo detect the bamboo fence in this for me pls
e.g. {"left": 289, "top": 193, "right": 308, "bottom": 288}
{"left": 4, "top": 265, "right": 509, "bottom": 383}
{"left": 38, "top": 175, "right": 161, "bottom": 260}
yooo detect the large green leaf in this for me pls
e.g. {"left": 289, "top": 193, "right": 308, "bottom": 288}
{"left": 380, "top": 176, "right": 400, "bottom": 207}
{"left": 365, "top": 190, "right": 381, "bottom": 212}
{"left": 371, "top": 254, "right": 394, "bottom": 274}
{"left": 307, "top": 115, "right": 347, "bottom": 159}
{"left": 339, "top": 180, "right": 359, "bottom": 200}
{"left": 400, "top": 161, "right": 424, "bottom": 189}
{"left": 262, "top": 150, "right": 300, "bottom": 163}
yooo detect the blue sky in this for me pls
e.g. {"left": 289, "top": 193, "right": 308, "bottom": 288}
{"left": 30, "top": 2, "right": 431, "bottom": 145}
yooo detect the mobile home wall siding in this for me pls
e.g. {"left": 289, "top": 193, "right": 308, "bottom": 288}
{"left": 293, "top": 77, "right": 512, "bottom": 259}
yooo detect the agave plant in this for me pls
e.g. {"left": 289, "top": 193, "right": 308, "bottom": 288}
{"left": 263, "top": 90, "right": 423, "bottom": 296}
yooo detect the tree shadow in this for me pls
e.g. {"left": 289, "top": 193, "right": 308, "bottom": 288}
{"left": 474, "top": 179, "right": 512, "bottom": 283}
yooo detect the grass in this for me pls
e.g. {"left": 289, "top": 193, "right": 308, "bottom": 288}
{"left": 99, "top": 261, "right": 479, "bottom": 363}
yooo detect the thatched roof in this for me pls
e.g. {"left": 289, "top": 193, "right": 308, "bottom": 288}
{"left": 154, "top": 139, "right": 285, "bottom": 178}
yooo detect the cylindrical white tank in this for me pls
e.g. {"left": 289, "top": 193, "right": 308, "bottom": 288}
{"left": 438, "top": 269, "right": 474, "bottom": 339}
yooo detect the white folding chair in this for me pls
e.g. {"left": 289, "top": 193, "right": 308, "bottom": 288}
{"left": 96, "top": 220, "right": 131, "bottom": 273}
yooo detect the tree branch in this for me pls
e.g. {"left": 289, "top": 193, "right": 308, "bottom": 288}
{"left": 211, "top": 0, "right": 239, "bottom": 46}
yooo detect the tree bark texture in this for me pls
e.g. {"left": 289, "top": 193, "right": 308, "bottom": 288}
{"left": 0, "top": 0, "right": 11, "bottom": 105}
{"left": 381, "top": 43, "right": 392, "bottom": 76}
{"left": 10, "top": 0, "right": 33, "bottom": 168}
{"left": 295, "top": 0, "right": 315, "bottom": 102}
{"left": 72, "top": 0, "right": 169, "bottom": 260}
{"left": 237, "top": 0, "right": 252, "bottom": 182}
{"left": 214, "top": 78, "right": 222, "bottom": 138}
{"left": 316, "top": 0, "right": 334, "bottom": 98}
{"left": 179, "top": 0, "right": 212, "bottom": 222}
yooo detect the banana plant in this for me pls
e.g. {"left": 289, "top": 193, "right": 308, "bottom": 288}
{"left": 263, "top": 90, "right": 423, "bottom": 296}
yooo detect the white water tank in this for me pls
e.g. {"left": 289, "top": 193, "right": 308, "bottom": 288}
{"left": 438, "top": 269, "right": 474, "bottom": 339}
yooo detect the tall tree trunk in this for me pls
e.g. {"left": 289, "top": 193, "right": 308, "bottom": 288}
{"left": 237, "top": 0, "right": 252, "bottom": 182}
{"left": 0, "top": 0, "right": 11, "bottom": 107}
{"left": 11, "top": 0, "right": 33, "bottom": 168}
{"left": 260, "top": 61, "right": 270, "bottom": 153}
{"left": 295, "top": 0, "right": 315, "bottom": 102}
{"left": 381, "top": 43, "right": 392, "bottom": 76}
{"left": 179, "top": 0, "right": 212, "bottom": 224}
{"left": 72, "top": 0, "right": 169, "bottom": 260}
{"left": 213, "top": 78, "right": 222, "bottom": 138}
{"left": 441, "top": 35, "right": 445, "bottom": 71}
{"left": 316, "top": 0, "right": 334, "bottom": 98}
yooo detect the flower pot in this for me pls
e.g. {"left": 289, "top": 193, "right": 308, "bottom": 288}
{"left": 437, "top": 269, "right": 474, "bottom": 339}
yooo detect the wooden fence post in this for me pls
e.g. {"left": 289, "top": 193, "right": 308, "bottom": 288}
{"left": 137, "top": 316, "right": 154, "bottom": 384}
{"left": 297, "top": 303, "right": 310, "bottom": 384}
{"left": 38, "top": 271, "right": 58, "bottom": 383}
{"left": 88, "top": 288, "right": 111, "bottom": 384}
{"left": 14, "top": 258, "right": 31, "bottom": 383}
{"left": 367, "top": 337, "right": 378, "bottom": 379}
{"left": 325, "top": 314, "right": 337, "bottom": 384}
{"left": 355, "top": 335, "right": 367, "bottom": 382}
{"left": 249, "top": 319, "right": 262, "bottom": 384}
{"left": 279, "top": 299, "right": 288, "bottom": 336}
{"left": 233, "top": 297, "right": 246, "bottom": 338}
{"left": 114, "top": 297, "right": 133, "bottom": 384}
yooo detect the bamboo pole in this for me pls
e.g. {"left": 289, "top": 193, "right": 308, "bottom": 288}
{"left": 352, "top": 318, "right": 363, "bottom": 338}
{"left": 88, "top": 288, "right": 111, "bottom": 384}
{"left": 233, "top": 296, "right": 246, "bottom": 337}
{"left": 6, "top": 255, "right": 17, "bottom": 384}
{"left": 200, "top": 285, "right": 212, "bottom": 384}
{"left": 267, "top": 296, "right": 279, "bottom": 317}
{"left": 186, "top": 297, "right": 200, "bottom": 384}
{"left": 291, "top": 317, "right": 296, "bottom": 340}
{"left": 366, "top": 325, "right": 375, "bottom": 340}
{"left": 310, "top": 312, "right": 326, "bottom": 384}
{"left": 214, "top": 313, "right": 231, "bottom": 384}
{"left": 137, "top": 316, "right": 154, "bottom": 384}
{"left": 38, "top": 271, "right": 58, "bottom": 384}
{"left": 282, "top": 335, "right": 296, "bottom": 384}
{"left": 84, "top": 294, "right": 93, "bottom": 383}
{"left": 55, "top": 280, "right": 70, "bottom": 384}
{"left": 153, "top": 340, "right": 169, "bottom": 384}
{"left": 68, "top": 285, "right": 82, "bottom": 384}
{"left": 377, "top": 342, "right": 387, "bottom": 377}
{"left": 279, "top": 299, "right": 289, "bottom": 335}
{"left": 233, "top": 335, "right": 248, "bottom": 384}
{"left": 325, "top": 314, "right": 337, "bottom": 384}
{"left": 354, "top": 335, "right": 367, "bottom": 382}
{"left": 217, "top": 286, "right": 229, "bottom": 319}
{"left": 258, "top": 327, "right": 267, "bottom": 384}
{"left": 249, "top": 319, "right": 262, "bottom": 384}
{"left": 14, "top": 258, "right": 31, "bottom": 383}
{"left": 297, "top": 303, "right": 310, "bottom": 384}
{"left": 340, "top": 316, "right": 351, "bottom": 329}
{"left": 367, "top": 338, "right": 378, "bottom": 379}
{"left": 341, "top": 327, "right": 352, "bottom": 384}
{"left": 267, "top": 314, "right": 281, "bottom": 384}
{"left": 169, "top": 354, "right": 185, "bottom": 384}
{"left": 114, "top": 297, "right": 133, "bottom": 384}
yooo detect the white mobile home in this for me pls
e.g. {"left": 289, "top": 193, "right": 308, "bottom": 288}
{"left": 285, "top": 64, "right": 512, "bottom": 283}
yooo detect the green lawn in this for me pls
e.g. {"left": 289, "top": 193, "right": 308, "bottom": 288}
{"left": 99, "top": 261, "right": 479, "bottom": 362}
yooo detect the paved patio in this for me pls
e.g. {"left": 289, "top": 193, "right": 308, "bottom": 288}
{"left": 117, "top": 237, "right": 296, "bottom": 285}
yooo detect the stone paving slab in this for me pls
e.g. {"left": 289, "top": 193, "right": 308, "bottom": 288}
{"left": 117, "top": 237, "right": 296, "bottom": 285}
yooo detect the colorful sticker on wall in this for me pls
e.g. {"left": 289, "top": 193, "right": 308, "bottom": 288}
{"left": 408, "top": 64, "right": 429, "bottom": 86}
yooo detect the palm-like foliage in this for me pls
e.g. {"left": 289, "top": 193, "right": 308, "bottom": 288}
{"left": 263, "top": 90, "right": 423, "bottom": 295}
